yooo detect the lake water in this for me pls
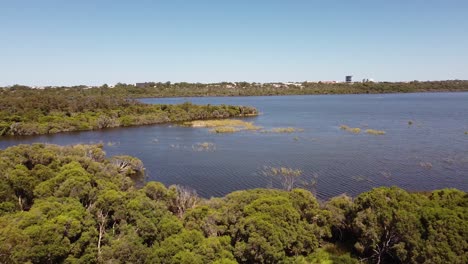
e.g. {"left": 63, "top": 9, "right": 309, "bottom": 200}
{"left": 1, "top": 93, "right": 467, "bottom": 199}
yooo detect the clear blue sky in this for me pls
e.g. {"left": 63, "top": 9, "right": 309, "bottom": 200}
{"left": 1, "top": 0, "right": 467, "bottom": 86}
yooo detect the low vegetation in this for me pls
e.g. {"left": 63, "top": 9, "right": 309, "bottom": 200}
{"left": 341, "top": 125, "right": 387, "bottom": 135}
{"left": 340, "top": 125, "right": 361, "bottom": 134}
{"left": 192, "top": 142, "right": 216, "bottom": 152}
{"left": 0, "top": 89, "right": 258, "bottom": 136}
{"left": 185, "top": 119, "right": 261, "bottom": 134}
{"left": 365, "top": 129, "right": 386, "bottom": 135}
{"left": 264, "top": 127, "right": 304, "bottom": 133}
{"left": 0, "top": 144, "right": 466, "bottom": 263}
{"left": 420, "top": 162, "right": 433, "bottom": 169}
{"left": 209, "top": 126, "right": 239, "bottom": 133}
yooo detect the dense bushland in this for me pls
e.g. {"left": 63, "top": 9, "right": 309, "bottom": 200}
{"left": 3, "top": 80, "right": 467, "bottom": 99}
{"left": 0, "top": 88, "right": 257, "bottom": 136}
{"left": 0, "top": 144, "right": 466, "bottom": 263}
{"left": 107, "top": 80, "right": 468, "bottom": 97}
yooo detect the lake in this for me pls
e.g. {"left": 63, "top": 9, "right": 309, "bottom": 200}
{"left": 1, "top": 93, "right": 467, "bottom": 199}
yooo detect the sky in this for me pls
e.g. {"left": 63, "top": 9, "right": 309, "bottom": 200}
{"left": 1, "top": 0, "right": 467, "bottom": 86}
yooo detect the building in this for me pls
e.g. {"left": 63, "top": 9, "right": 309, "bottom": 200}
{"left": 345, "top": 75, "right": 353, "bottom": 83}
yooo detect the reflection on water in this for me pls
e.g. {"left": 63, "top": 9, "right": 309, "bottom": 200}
{"left": 1, "top": 93, "right": 468, "bottom": 199}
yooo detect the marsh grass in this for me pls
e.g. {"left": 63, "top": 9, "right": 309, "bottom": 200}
{"left": 209, "top": 126, "right": 239, "bottom": 133}
{"left": 262, "top": 166, "right": 303, "bottom": 191}
{"left": 185, "top": 119, "right": 261, "bottom": 133}
{"left": 380, "top": 171, "right": 392, "bottom": 179}
{"left": 351, "top": 175, "right": 374, "bottom": 183}
{"left": 340, "top": 125, "right": 361, "bottom": 134}
{"left": 365, "top": 129, "right": 386, "bottom": 135}
{"left": 419, "top": 162, "right": 433, "bottom": 169}
{"left": 265, "top": 127, "right": 304, "bottom": 133}
{"left": 192, "top": 142, "right": 216, "bottom": 151}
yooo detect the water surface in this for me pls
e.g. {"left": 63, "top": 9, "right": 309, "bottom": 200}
{"left": 1, "top": 93, "right": 467, "bottom": 199}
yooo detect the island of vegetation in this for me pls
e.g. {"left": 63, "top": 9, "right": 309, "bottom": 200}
{"left": 0, "top": 89, "right": 257, "bottom": 136}
{"left": 0, "top": 143, "right": 466, "bottom": 264}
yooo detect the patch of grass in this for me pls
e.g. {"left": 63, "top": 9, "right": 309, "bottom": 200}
{"left": 209, "top": 126, "right": 239, "bottom": 133}
{"left": 365, "top": 129, "right": 386, "bottom": 135}
{"left": 351, "top": 175, "right": 373, "bottom": 183}
{"left": 340, "top": 125, "right": 361, "bottom": 134}
{"left": 261, "top": 127, "right": 304, "bottom": 133}
{"left": 192, "top": 142, "right": 216, "bottom": 151}
{"left": 186, "top": 119, "right": 261, "bottom": 133}
{"left": 420, "top": 162, "right": 433, "bottom": 169}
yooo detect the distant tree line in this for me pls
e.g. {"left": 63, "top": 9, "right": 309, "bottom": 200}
{"left": 0, "top": 144, "right": 466, "bottom": 263}
{"left": 0, "top": 88, "right": 257, "bottom": 136}
{"left": 3, "top": 80, "right": 467, "bottom": 99}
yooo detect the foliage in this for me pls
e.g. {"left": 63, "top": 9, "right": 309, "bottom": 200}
{"left": 0, "top": 89, "right": 258, "bottom": 136}
{"left": 4, "top": 81, "right": 467, "bottom": 99}
{"left": 0, "top": 144, "right": 466, "bottom": 263}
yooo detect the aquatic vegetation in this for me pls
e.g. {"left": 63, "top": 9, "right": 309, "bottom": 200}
{"left": 420, "top": 162, "right": 433, "bottom": 169}
{"left": 293, "top": 136, "right": 299, "bottom": 141}
{"left": 351, "top": 175, "right": 373, "bottom": 183}
{"left": 263, "top": 166, "right": 303, "bottom": 191}
{"left": 186, "top": 119, "right": 261, "bottom": 133}
{"left": 340, "top": 125, "right": 361, "bottom": 134}
{"left": 264, "top": 127, "right": 304, "bottom": 133}
{"left": 408, "top": 120, "right": 414, "bottom": 125}
{"left": 106, "top": 141, "right": 118, "bottom": 146}
{"left": 465, "top": 131, "right": 468, "bottom": 135}
{"left": 192, "top": 142, "right": 216, "bottom": 151}
{"left": 365, "top": 129, "right": 386, "bottom": 135}
{"left": 380, "top": 171, "right": 392, "bottom": 179}
{"left": 209, "top": 126, "right": 239, "bottom": 133}
{"left": 442, "top": 157, "right": 455, "bottom": 165}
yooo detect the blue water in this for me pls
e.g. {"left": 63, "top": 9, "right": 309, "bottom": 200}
{"left": 1, "top": 93, "right": 468, "bottom": 199}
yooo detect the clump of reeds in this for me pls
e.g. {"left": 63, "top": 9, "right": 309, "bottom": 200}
{"left": 419, "top": 162, "right": 433, "bottom": 169}
{"left": 185, "top": 119, "right": 261, "bottom": 133}
{"left": 263, "top": 127, "right": 304, "bottom": 133}
{"left": 192, "top": 142, "right": 216, "bottom": 151}
{"left": 209, "top": 127, "right": 239, "bottom": 133}
{"left": 340, "top": 125, "right": 361, "bottom": 134}
{"left": 263, "top": 166, "right": 303, "bottom": 191}
{"left": 351, "top": 175, "right": 373, "bottom": 183}
{"left": 365, "top": 129, "right": 386, "bottom": 135}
